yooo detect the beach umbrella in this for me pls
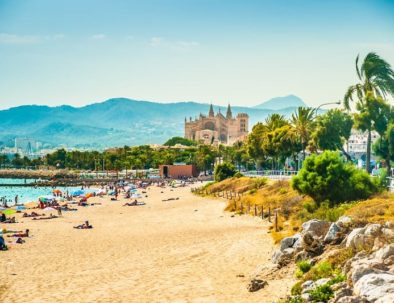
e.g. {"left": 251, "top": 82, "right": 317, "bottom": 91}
{"left": 0, "top": 207, "right": 6, "bottom": 211}
{"left": 39, "top": 195, "right": 56, "bottom": 203}
{"left": 43, "top": 207, "right": 56, "bottom": 212}
{"left": 1, "top": 209, "right": 16, "bottom": 215}
{"left": 71, "top": 190, "right": 85, "bottom": 197}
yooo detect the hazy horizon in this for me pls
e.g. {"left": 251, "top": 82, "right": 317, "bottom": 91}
{"left": 1, "top": 0, "right": 394, "bottom": 109}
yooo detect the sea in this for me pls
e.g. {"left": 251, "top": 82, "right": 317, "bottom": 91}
{"left": 0, "top": 178, "right": 88, "bottom": 204}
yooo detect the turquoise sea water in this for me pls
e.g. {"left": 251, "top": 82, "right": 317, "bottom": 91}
{"left": 0, "top": 179, "right": 89, "bottom": 204}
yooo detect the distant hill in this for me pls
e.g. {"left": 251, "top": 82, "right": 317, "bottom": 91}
{"left": 254, "top": 95, "right": 307, "bottom": 110}
{"left": 0, "top": 97, "right": 305, "bottom": 148}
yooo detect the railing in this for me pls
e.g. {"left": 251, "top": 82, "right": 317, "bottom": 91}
{"left": 243, "top": 170, "right": 298, "bottom": 180}
{"left": 191, "top": 186, "right": 281, "bottom": 231}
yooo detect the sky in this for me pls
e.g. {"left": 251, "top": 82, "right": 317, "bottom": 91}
{"left": 0, "top": 0, "right": 393, "bottom": 109}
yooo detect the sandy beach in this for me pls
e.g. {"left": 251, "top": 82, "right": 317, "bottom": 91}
{"left": 0, "top": 184, "right": 293, "bottom": 303}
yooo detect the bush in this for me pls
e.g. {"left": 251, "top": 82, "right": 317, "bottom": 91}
{"left": 292, "top": 151, "right": 379, "bottom": 206}
{"left": 214, "top": 162, "right": 237, "bottom": 181}
{"left": 297, "top": 260, "right": 312, "bottom": 274}
{"left": 309, "top": 284, "right": 333, "bottom": 302}
{"left": 234, "top": 171, "right": 244, "bottom": 178}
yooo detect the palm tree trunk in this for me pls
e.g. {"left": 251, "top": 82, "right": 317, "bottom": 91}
{"left": 340, "top": 147, "right": 352, "bottom": 162}
{"left": 366, "top": 129, "right": 371, "bottom": 173}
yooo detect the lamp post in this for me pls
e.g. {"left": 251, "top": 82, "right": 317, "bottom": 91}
{"left": 314, "top": 101, "right": 341, "bottom": 117}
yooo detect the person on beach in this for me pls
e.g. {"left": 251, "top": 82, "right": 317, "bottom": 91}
{"left": 8, "top": 229, "right": 29, "bottom": 238}
{"left": 15, "top": 195, "right": 18, "bottom": 205}
{"left": 0, "top": 235, "right": 7, "bottom": 250}
{"left": 0, "top": 213, "right": 6, "bottom": 222}
{"left": 74, "top": 221, "right": 92, "bottom": 229}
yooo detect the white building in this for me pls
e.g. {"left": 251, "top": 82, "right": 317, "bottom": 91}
{"left": 345, "top": 129, "right": 379, "bottom": 160}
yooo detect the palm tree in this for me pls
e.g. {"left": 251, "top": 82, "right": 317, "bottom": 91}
{"left": 291, "top": 107, "right": 315, "bottom": 161}
{"left": 264, "top": 114, "right": 288, "bottom": 131}
{"left": 344, "top": 52, "right": 394, "bottom": 172}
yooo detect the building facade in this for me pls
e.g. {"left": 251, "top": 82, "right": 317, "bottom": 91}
{"left": 345, "top": 129, "right": 379, "bottom": 160}
{"left": 184, "top": 104, "right": 249, "bottom": 145}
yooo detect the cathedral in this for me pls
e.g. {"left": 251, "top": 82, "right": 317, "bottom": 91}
{"left": 184, "top": 104, "right": 249, "bottom": 145}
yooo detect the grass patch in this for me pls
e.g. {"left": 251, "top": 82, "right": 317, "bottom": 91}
{"left": 345, "top": 193, "right": 394, "bottom": 224}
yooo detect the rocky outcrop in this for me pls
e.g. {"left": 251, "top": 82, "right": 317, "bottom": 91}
{"left": 301, "top": 219, "right": 331, "bottom": 238}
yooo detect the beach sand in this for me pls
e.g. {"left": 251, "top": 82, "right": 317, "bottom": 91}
{"left": 0, "top": 184, "right": 293, "bottom": 303}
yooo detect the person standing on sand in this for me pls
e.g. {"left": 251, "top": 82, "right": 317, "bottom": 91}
{"left": 15, "top": 195, "right": 18, "bottom": 206}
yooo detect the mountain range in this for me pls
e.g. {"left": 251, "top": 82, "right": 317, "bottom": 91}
{"left": 0, "top": 95, "right": 308, "bottom": 149}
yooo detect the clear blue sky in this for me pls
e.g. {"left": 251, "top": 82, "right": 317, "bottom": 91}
{"left": 0, "top": 0, "right": 393, "bottom": 109}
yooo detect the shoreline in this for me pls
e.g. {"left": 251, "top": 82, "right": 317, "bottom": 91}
{"left": 0, "top": 183, "right": 293, "bottom": 303}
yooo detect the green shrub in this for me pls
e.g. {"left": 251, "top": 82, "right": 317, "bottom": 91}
{"left": 234, "top": 171, "right": 244, "bottom": 178}
{"left": 309, "top": 284, "right": 333, "bottom": 302}
{"left": 292, "top": 151, "right": 379, "bottom": 206}
{"left": 291, "top": 281, "right": 302, "bottom": 295}
{"left": 298, "top": 260, "right": 312, "bottom": 274}
{"left": 214, "top": 163, "right": 237, "bottom": 182}
{"left": 303, "top": 261, "right": 335, "bottom": 281}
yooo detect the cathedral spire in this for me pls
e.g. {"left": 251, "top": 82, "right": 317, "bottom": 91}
{"left": 226, "top": 103, "right": 232, "bottom": 119}
{"left": 209, "top": 103, "right": 214, "bottom": 117}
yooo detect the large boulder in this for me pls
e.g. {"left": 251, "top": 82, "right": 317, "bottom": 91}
{"left": 272, "top": 248, "right": 294, "bottom": 266}
{"left": 354, "top": 272, "right": 394, "bottom": 302}
{"left": 336, "top": 216, "right": 353, "bottom": 228}
{"left": 280, "top": 234, "right": 301, "bottom": 251}
{"left": 324, "top": 222, "right": 342, "bottom": 244}
{"left": 375, "top": 244, "right": 394, "bottom": 260}
{"left": 302, "top": 232, "right": 324, "bottom": 255}
{"left": 346, "top": 227, "right": 366, "bottom": 250}
{"left": 302, "top": 219, "right": 331, "bottom": 238}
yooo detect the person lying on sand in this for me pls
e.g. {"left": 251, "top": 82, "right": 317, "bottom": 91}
{"left": 122, "top": 200, "right": 146, "bottom": 206}
{"left": 7, "top": 229, "right": 29, "bottom": 238}
{"left": 23, "top": 212, "right": 42, "bottom": 218}
{"left": 3, "top": 217, "right": 17, "bottom": 223}
{"left": 74, "top": 221, "right": 93, "bottom": 229}
{"left": 32, "top": 214, "right": 58, "bottom": 220}
{"left": 61, "top": 205, "right": 78, "bottom": 211}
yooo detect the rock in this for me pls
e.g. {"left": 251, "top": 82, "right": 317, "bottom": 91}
{"left": 302, "top": 232, "right": 324, "bottom": 255}
{"left": 324, "top": 223, "right": 341, "bottom": 243}
{"left": 354, "top": 272, "right": 394, "bottom": 302}
{"left": 272, "top": 248, "right": 294, "bottom": 266}
{"left": 332, "top": 282, "right": 347, "bottom": 291}
{"left": 333, "top": 286, "right": 353, "bottom": 300}
{"left": 247, "top": 278, "right": 267, "bottom": 292}
{"left": 280, "top": 235, "right": 301, "bottom": 251}
{"left": 335, "top": 296, "right": 368, "bottom": 303}
{"left": 346, "top": 227, "right": 366, "bottom": 250}
{"left": 301, "top": 280, "right": 315, "bottom": 293}
{"left": 301, "top": 292, "right": 312, "bottom": 302}
{"left": 302, "top": 219, "right": 331, "bottom": 238}
{"left": 381, "top": 228, "right": 394, "bottom": 242}
{"left": 375, "top": 294, "right": 394, "bottom": 303}
{"left": 350, "top": 261, "right": 387, "bottom": 284}
{"left": 336, "top": 216, "right": 353, "bottom": 228}
{"left": 315, "top": 278, "right": 331, "bottom": 287}
{"left": 375, "top": 244, "right": 394, "bottom": 260}
{"left": 364, "top": 224, "right": 382, "bottom": 237}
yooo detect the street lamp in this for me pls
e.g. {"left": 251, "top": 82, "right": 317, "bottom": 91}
{"left": 314, "top": 101, "right": 341, "bottom": 116}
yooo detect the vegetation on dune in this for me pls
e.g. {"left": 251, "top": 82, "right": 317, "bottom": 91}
{"left": 214, "top": 162, "right": 237, "bottom": 181}
{"left": 292, "top": 151, "right": 379, "bottom": 206}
